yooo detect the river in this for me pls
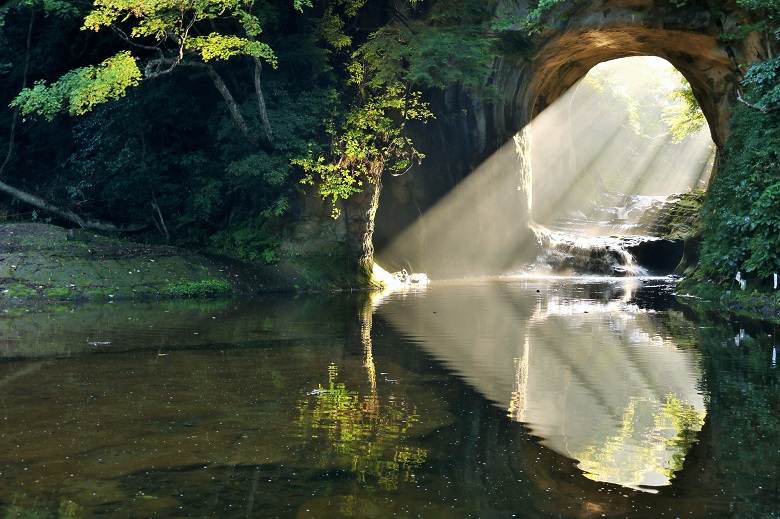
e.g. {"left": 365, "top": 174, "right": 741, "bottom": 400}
{"left": 0, "top": 277, "right": 777, "bottom": 517}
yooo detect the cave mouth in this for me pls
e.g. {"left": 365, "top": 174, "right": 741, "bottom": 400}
{"left": 375, "top": 56, "right": 715, "bottom": 280}
{"left": 524, "top": 56, "right": 715, "bottom": 277}
{"left": 531, "top": 55, "right": 715, "bottom": 233}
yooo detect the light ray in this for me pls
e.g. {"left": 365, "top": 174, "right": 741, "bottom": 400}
{"left": 378, "top": 56, "right": 714, "bottom": 279}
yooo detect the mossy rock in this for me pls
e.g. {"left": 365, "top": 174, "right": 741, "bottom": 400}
{"left": 164, "top": 279, "right": 233, "bottom": 299}
{"left": 641, "top": 190, "right": 705, "bottom": 240}
{"left": 4, "top": 283, "right": 40, "bottom": 298}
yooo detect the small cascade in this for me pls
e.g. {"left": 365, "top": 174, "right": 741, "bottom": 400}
{"left": 530, "top": 225, "right": 647, "bottom": 276}
{"left": 528, "top": 193, "right": 686, "bottom": 276}
{"left": 550, "top": 193, "right": 670, "bottom": 236}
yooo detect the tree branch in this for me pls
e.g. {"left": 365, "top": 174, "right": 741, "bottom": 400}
{"left": 252, "top": 57, "right": 274, "bottom": 148}
{"left": 143, "top": 57, "right": 179, "bottom": 78}
{"left": 111, "top": 24, "right": 164, "bottom": 56}
{"left": 240, "top": 29, "right": 275, "bottom": 150}
{"left": 388, "top": 4, "right": 415, "bottom": 34}
{"left": 736, "top": 88, "right": 780, "bottom": 114}
{"left": 194, "top": 62, "right": 261, "bottom": 149}
{"left": 0, "top": 178, "right": 147, "bottom": 232}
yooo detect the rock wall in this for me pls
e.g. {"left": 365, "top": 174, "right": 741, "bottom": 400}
{"left": 491, "top": 0, "right": 769, "bottom": 149}
{"left": 304, "top": 0, "right": 773, "bottom": 283}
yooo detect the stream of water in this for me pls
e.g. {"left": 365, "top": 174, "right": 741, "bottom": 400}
{"left": 0, "top": 278, "right": 778, "bottom": 518}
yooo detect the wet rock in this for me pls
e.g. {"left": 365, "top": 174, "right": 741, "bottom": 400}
{"left": 624, "top": 238, "right": 685, "bottom": 276}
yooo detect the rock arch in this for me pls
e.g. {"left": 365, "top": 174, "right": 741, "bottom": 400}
{"left": 336, "top": 0, "right": 772, "bottom": 281}
{"left": 489, "top": 0, "right": 767, "bottom": 151}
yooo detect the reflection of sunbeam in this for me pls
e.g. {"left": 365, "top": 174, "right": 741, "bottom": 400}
{"left": 508, "top": 337, "right": 530, "bottom": 422}
{"left": 374, "top": 279, "right": 707, "bottom": 492}
{"left": 530, "top": 278, "right": 640, "bottom": 319}
{"left": 379, "top": 56, "right": 713, "bottom": 279}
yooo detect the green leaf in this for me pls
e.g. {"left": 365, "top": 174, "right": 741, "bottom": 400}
{"left": 11, "top": 51, "right": 141, "bottom": 118}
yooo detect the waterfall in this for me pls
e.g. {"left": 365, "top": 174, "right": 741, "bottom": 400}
{"left": 527, "top": 194, "right": 681, "bottom": 277}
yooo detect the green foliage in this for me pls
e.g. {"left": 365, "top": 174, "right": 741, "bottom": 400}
{"left": 12, "top": 0, "right": 312, "bottom": 119}
{"left": 493, "top": 0, "right": 566, "bottom": 33}
{"left": 11, "top": 51, "right": 141, "bottom": 119}
{"left": 582, "top": 59, "right": 703, "bottom": 141}
{"left": 696, "top": 0, "right": 780, "bottom": 283}
{"left": 0, "top": 0, "right": 501, "bottom": 265}
{"left": 662, "top": 75, "right": 707, "bottom": 143}
{"left": 51, "top": 22, "right": 333, "bottom": 254}
{"left": 729, "top": 0, "right": 780, "bottom": 46}
{"left": 358, "top": 24, "right": 497, "bottom": 96}
{"left": 699, "top": 105, "right": 780, "bottom": 280}
{"left": 742, "top": 58, "right": 780, "bottom": 112}
{"left": 165, "top": 278, "right": 233, "bottom": 298}
{"left": 316, "top": 5, "right": 353, "bottom": 49}
{"left": 295, "top": 82, "right": 432, "bottom": 216}
{"left": 0, "top": 0, "right": 79, "bottom": 25}
{"left": 187, "top": 34, "right": 275, "bottom": 63}
{"left": 526, "top": 0, "right": 567, "bottom": 25}
{"left": 298, "top": 0, "right": 502, "bottom": 215}
{"left": 210, "top": 221, "right": 281, "bottom": 264}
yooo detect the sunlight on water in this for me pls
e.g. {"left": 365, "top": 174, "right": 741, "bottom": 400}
{"left": 378, "top": 56, "right": 714, "bottom": 280}
{"left": 375, "top": 278, "right": 706, "bottom": 493}
{"left": 1, "top": 286, "right": 779, "bottom": 517}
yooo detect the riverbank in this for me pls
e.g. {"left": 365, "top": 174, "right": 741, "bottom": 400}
{"left": 676, "top": 275, "right": 780, "bottom": 322}
{"left": 5, "top": 223, "right": 779, "bottom": 324}
{"left": 0, "top": 223, "right": 356, "bottom": 305}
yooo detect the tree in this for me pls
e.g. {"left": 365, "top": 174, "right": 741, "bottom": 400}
{"left": 697, "top": 0, "right": 780, "bottom": 282}
{"left": 662, "top": 74, "right": 707, "bottom": 143}
{"left": 11, "top": 0, "right": 312, "bottom": 150}
{"left": 0, "top": 0, "right": 148, "bottom": 231}
{"left": 295, "top": 0, "right": 498, "bottom": 215}
{"left": 1, "top": 0, "right": 321, "bottom": 234}
{"left": 289, "top": 0, "right": 499, "bottom": 281}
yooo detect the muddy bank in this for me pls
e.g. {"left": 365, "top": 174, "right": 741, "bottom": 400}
{"left": 0, "top": 223, "right": 349, "bottom": 305}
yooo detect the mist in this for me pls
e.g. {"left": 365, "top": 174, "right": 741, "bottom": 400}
{"left": 377, "top": 57, "right": 714, "bottom": 280}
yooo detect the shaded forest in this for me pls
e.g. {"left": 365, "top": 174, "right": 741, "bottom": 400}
{"left": 0, "top": 0, "right": 779, "bottom": 286}
{"left": 0, "top": 0, "right": 498, "bottom": 264}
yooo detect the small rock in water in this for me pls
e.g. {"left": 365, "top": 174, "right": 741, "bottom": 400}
{"left": 392, "top": 269, "right": 430, "bottom": 285}
{"left": 409, "top": 273, "right": 429, "bottom": 284}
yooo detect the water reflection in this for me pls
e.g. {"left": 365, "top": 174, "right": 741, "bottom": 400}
{"left": 375, "top": 277, "right": 706, "bottom": 492}
{"left": 295, "top": 363, "right": 428, "bottom": 489}
{"left": 0, "top": 285, "right": 778, "bottom": 517}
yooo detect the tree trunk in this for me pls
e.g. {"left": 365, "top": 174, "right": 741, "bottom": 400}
{"left": 0, "top": 7, "right": 34, "bottom": 179}
{"left": 201, "top": 64, "right": 261, "bottom": 149}
{"left": 0, "top": 178, "right": 147, "bottom": 232}
{"left": 343, "top": 167, "right": 383, "bottom": 285}
{"left": 252, "top": 57, "right": 274, "bottom": 148}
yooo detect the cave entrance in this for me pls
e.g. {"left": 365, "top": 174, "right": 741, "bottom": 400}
{"left": 376, "top": 56, "right": 715, "bottom": 279}
{"left": 524, "top": 56, "right": 715, "bottom": 276}
{"left": 531, "top": 56, "right": 715, "bottom": 232}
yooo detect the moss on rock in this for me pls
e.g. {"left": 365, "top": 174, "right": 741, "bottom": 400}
{"left": 0, "top": 223, "right": 371, "bottom": 305}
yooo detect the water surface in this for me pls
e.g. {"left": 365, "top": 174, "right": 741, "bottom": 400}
{"left": 0, "top": 278, "right": 778, "bottom": 517}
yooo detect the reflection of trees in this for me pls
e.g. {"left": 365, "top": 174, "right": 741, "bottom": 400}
{"left": 692, "top": 320, "right": 780, "bottom": 517}
{"left": 296, "top": 302, "right": 428, "bottom": 490}
{"left": 575, "top": 393, "right": 705, "bottom": 489}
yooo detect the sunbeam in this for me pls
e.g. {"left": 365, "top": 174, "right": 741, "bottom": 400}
{"left": 378, "top": 56, "right": 714, "bottom": 280}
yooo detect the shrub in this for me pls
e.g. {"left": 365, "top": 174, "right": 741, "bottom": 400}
{"left": 698, "top": 105, "right": 780, "bottom": 282}
{"left": 165, "top": 279, "right": 233, "bottom": 298}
